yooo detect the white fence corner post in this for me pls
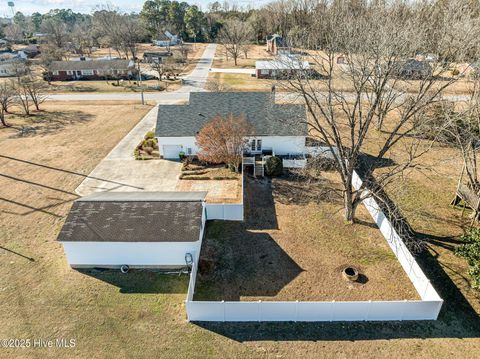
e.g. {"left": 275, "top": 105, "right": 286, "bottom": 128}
{"left": 185, "top": 299, "right": 189, "bottom": 322}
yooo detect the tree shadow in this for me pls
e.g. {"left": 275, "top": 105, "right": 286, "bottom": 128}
{"left": 9, "top": 110, "right": 94, "bottom": 138}
{"left": 273, "top": 173, "right": 342, "bottom": 207}
{"left": 0, "top": 154, "right": 143, "bottom": 190}
{"left": 194, "top": 238, "right": 480, "bottom": 340}
{"left": 194, "top": 221, "right": 303, "bottom": 301}
{"left": 243, "top": 177, "right": 279, "bottom": 230}
{"left": 77, "top": 268, "right": 189, "bottom": 294}
{"left": 0, "top": 245, "right": 35, "bottom": 262}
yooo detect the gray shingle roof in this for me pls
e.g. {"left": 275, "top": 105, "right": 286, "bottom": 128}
{"left": 49, "top": 59, "right": 133, "bottom": 72}
{"left": 57, "top": 192, "right": 206, "bottom": 243}
{"left": 155, "top": 92, "right": 307, "bottom": 137}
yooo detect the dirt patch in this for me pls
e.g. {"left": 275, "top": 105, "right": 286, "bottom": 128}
{"left": 194, "top": 175, "right": 419, "bottom": 301}
{"left": 175, "top": 178, "right": 241, "bottom": 204}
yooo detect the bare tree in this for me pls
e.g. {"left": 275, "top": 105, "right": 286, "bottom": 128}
{"left": 430, "top": 85, "right": 480, "bottom": 194}
{"left": 0, "top": 82, "right": 14, "bottom": 127}
{"left": 4, "top": 24, "right": 24, "bottom": 43}
{"left": 218, "top": 19, "right": 253, "bottom": 66}
{"left": 280, "top": 1, "right": 479, "bottom": 233}
{"left": 15, "top": 74, "right": 48, "bottom": 114}
{"left": 177, "top": 43, "right": 192, "bottom": 63}
{"left": 93, "top": 8, "right": 145, "bottom": 60}
{"left": 196, "top": 114, "right": 253, "bottom": 172}
{"left": 41, "top": 18, "right": 69, "bottom": 49}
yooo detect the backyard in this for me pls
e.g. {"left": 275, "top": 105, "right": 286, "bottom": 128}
{"left": 194, "top": 175, "right": 419, "bottom": 302}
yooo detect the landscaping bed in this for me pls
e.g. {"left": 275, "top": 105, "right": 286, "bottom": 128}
{"left": 134, "top": 130, "right": 160, "bottom": 160}
{"left": 194, "top": 175, "right": 420, "bottom": 302}
{"left": 180, "top": 160, "right": 240, "bottom": 180}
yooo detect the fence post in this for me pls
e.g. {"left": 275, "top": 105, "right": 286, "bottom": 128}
{"left": 364, "top": 300, "right": 372, "bottom": 321}
{"left": 330, "top": 301, "right": 335, "bottom": 322}
{"left": 258, "top": 300, "right": 262, "bottom": 322}
{"left": 295, "top": 300, "right": 299, "bottom": 322}
{"left": 222, "top": 300, "right": 225, "bottom": 322}
{"left": 400, "top": 299, "right": 407, "bottom": 320}
{"left": 422, "top": 280, "right": 431, "bottom": 300}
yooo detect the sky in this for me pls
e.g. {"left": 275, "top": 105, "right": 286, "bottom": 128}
{"left": 1, "top": 0, "right": 263, "bottom": 16}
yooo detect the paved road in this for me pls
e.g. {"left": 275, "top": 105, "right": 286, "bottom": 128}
{"left": 49, "top": 44, "right": 217, "bottom": 104}
{"left": 75, "top": 44, "right": 217, "bottom": 196}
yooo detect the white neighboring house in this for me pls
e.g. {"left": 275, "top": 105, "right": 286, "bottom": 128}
{"left": 255, "top": 54, "right": 311, "bottom": 79}
{"left": 0, "top": 58, "right": 26, "bottom": 77}
{"left": 153, "top": 31, "right": 180, "bottom": 47}
{"left": 155, "top": 92, "right": 308, "bottom": 160}
{"left": 57, "top": 192, "right": 207, "bottom": 269}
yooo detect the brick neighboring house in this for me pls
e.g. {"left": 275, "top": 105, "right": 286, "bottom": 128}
{"left": 45, "top": 59, "right": 137, "bottom": 81}
{"left": 266, "top": 34, "right": 290, "bottom": 55}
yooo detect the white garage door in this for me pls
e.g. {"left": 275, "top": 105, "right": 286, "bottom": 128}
{"left": 163, "top": 145, "right": 182, "bottom": 159}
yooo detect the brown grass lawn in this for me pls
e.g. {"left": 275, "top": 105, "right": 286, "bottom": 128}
{"left": 195, "top": 176, "right": 419, "bottom": 301}
{"left": 213, "top": 44, "right": 272, "bottom": 68}
{"left": 45, "top": 79, "right": 182, "bottom": 94}
{"left": 0, "top": 101, "right": 479, "bottom": 357}
{"left": 207, "top": 72, "right": 274, "bottom": 92}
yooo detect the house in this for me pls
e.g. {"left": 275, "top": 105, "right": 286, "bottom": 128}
{"left": 0, "top": 59, "right": 26, "bottom": 77}
{"left": 143, "top": 51, "right": 172, "bottom": 64}
{"left": 255, "top": 55, "right": 310, "bottom": 79}
{"left": 165, "top": 31, "right": 179, "bottom": 45}
{"left": 45, "top": 59, "right": 137, "bottom": 81}
{"left": 266, "top": 34, "right": 290, "bottom": 55}
{"left": 153, "top": 31, "right": 180, "bottom": 47}
{"left": 17, "top": 45, "right": 40, "bottom": 59}
{"left": 393, "top": 59, "right": 432, "bottom": 79}
{"left": 57, "top": 191, "right": 207, "bottom": 269}
{"left": 155, "top": 91, "right": 308, "bottom": 159}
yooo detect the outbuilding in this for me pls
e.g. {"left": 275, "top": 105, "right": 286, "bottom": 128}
{"left": 57, "top": 191, "right": 207, "bottom": 269}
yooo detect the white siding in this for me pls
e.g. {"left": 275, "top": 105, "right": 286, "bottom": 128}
{"left": 62, "top": 241, "right": 202, "bottom": 267}
{"left": 61, "top": 202, "right": 207, "bottom": 268}
{"left": 157, "top": 136, "right": 305, "bottom": 157}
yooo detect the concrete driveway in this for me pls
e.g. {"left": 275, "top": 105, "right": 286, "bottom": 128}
{"left": 75, "top": 45, "right": 218, "bottom": 196}
{"left": 75, "top": 105, "right": 182, "bottom": 196}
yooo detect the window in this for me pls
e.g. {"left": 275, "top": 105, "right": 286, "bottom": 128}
{"left": 66, "top": 70, "right": 73, "bottom": 75}
{"left": 82, "top": 69, "right": 94, "bottom": 76}
{"left": 52, "top": 71, "right": 59, "bottom": 76}
{"left": 187, "top": 148, "right": 192, "bottom": 155}
{"left": 250, "top": 139, "right": 262, "bottom": 152}
{"left": 261, "top": 69, "right": 269, "bottom": 75}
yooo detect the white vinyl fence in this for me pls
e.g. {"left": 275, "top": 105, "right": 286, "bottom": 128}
{"left": 204, "top": 170, "right": 245, "bottom": 221}
{"left": 282, "top": 158, "right": 307, "bottom": 168}
{"left": 205, "top": 204, "right": 244, "bottom": 221}
{"left": 185, "top": 165, "right": 443, "bottom": 322}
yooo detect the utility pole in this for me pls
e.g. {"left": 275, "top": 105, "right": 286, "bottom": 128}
{"left": 137, "top": 60, "right": 144, "bottom": 105}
